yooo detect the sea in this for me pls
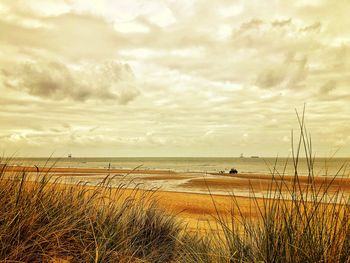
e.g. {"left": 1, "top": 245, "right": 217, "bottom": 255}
{"left": 5, "top": 157, "right": 350, "bottom": 177}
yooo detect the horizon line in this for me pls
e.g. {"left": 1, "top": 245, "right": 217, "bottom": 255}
{"left": 6, "top": 156, "right": 350, "bottom": 159}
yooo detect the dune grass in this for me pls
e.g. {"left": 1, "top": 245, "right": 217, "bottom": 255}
{"left": 0, "top": 110, "right": 349, "bottom": 262}
{"left": 205, "top": 109, "right": 350, "bottom": 263}
{"left": 0, "top": 169, "right": 188, "bottom": 262}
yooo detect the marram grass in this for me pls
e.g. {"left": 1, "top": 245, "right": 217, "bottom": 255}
{"left": 0, "top": 112, "right": 349, "bottom": 262}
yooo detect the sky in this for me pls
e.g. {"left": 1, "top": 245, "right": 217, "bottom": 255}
{"left": 0, "top": 0, "right": 349, "bottom": 157}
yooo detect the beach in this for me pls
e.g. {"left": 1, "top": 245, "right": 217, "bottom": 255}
{"left": 3, "top": 164, "right": 350, "bottom": 233}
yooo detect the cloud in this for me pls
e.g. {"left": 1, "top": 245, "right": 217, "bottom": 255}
{"left": 319, "top": 80, "right": 336, "bottom": 95}
{"left": 0, "top": 0, "right": 350, "bottom": 157}
{"left": 256, "top": 68, "right": 286, "bottom": 89}
{"left": 1, "top": 59, "right": 139, "bottom": 104}
{"left": 0, "top": 10, "right": 126, "bottom": 61}
{"left": 301, "top": 21, "right": 321, "bottom": 32}
{"left": 272, "top": 18, "right": 292, "bottom": 27}
{"left": 256, "top": 54, "right": 308, "bottom": 89}
{"left": 238, "top": 19, "right": 264, "bottom": 34}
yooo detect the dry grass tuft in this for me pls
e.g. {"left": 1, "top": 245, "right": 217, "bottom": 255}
{"left": 0, "top": 169, "right": 188, "bottom": 262}
{"left": 207, "top": 108, "right": 350, "bottom": 262}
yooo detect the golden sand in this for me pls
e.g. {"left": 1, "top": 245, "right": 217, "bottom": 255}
{"left": 2, "top": 164, "right": 350, "bottom": 232}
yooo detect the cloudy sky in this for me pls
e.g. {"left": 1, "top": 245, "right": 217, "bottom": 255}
{"left": 0, "top": 0, "right": 349, "bottom": 157}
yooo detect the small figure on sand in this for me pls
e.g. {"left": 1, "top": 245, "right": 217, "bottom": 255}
{"left": 229, "top": 168, "right": 238, "bottom": 174}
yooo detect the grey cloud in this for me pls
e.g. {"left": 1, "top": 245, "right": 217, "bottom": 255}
{"left": 296, "top": 1, "right": 350, "bottom": 35}
{"left": 332, "top": 45, "right": 350, "bottom": 71}
{"left": 0, "top": 11, "right": 126, "bottom": 61}
{"left": 238, "top": 19, "right": 263, "bottom": 33}
{"left": 231, "top": 18, "right": 321, "bottom": 52}
{"left": 1, "top": 0, "right": 350, "bottom": 156}
{"left": 319, "top": 80, "right": 336, "bottom": 95}
{"left": 1, "top": 59, "right": 140, "bottom": 104}
{"left": 256, "top": 55, "right": 308, "bottom": 89}
{"left": 256, "top": 68, "right": 285, "bottom": 89}
{"left": 301, "top": 22, "right": 321, "bottom": 32}
{"left": 272, "top": 18, "right": 292, "bottom": 27}
{"left": 287, "top": 56, "right": 308, "bottom": 88}
{"left": 140, "top": 16, "right": 318, "bottom": 86}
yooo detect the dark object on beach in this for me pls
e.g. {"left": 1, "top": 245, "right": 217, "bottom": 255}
{"left": 229, "top": 168, "right": 238, "bottom": 174}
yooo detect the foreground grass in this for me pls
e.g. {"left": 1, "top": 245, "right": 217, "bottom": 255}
{"left": 0, "top": 170, "right": 190, "bottom": 262}
{"left": 1, "top": 111, "right": 350, "bottom": 262}
{"left": 207, "top": 110, "right": 350, "bottom": 263}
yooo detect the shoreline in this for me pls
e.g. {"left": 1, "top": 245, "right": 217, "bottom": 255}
{"left": 2, "top": 164, "right": 350, "bottom": 233}
{"left": 3, "top": 164, "right": 350, "bottom": 195}
{"left": 3, "top": 157, "right": 348, "bottom": 177}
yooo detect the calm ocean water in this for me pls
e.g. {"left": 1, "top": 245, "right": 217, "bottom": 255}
{"left": 6, "top": 157, "right": 350, "bottom": 177}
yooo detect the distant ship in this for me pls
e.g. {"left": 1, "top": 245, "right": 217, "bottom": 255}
{"left": 250, "top": 156, "right": 259, "bottom": 158}
{"left": 240, "top": 153, "right": 244, "bottom": 158}
{"left": 68, "top": 154, "right": 72, "bottom": 158}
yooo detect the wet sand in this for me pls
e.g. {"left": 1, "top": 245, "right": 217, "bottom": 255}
{"left": 181, "top": 175, "right": 350, "bottom": 193}
{"left": 2, "top": 164, "right": 350, "bottom": 232}
{"left": 3, "top": 164, "right": 350, "bottom": 198}
{"left": 0, "top": 165, "right": 175, "bottom": 175}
